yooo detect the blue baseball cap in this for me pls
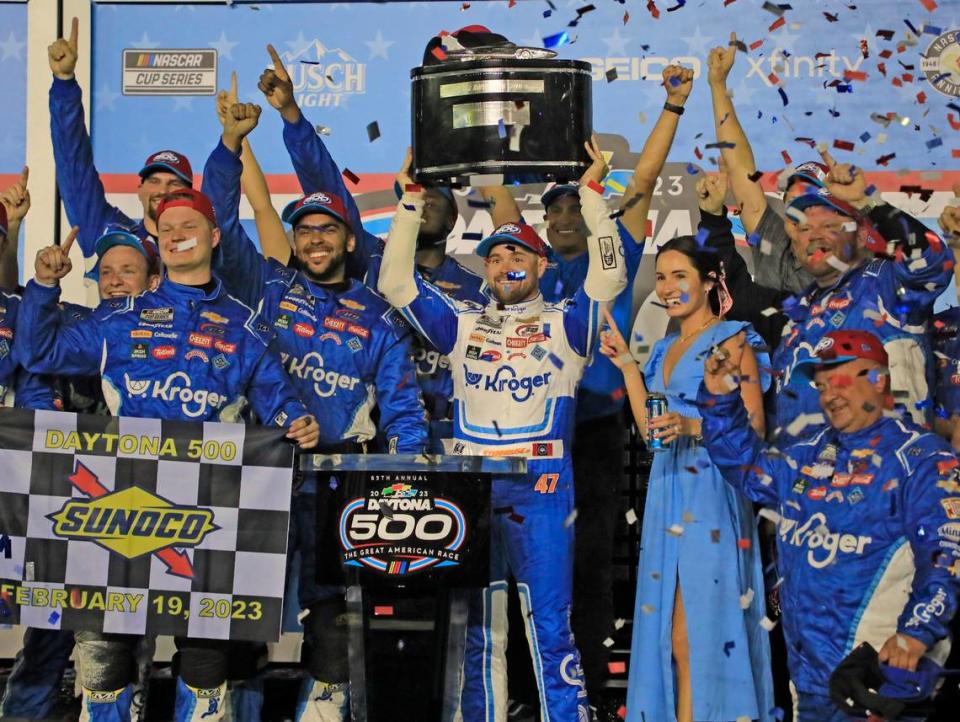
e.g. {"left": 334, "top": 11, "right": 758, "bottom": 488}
{"left": 92, "top": 227, "right": 160, "bottom": 276}
{"left": 540, "top": 183, "right": 579, "bottom": 209}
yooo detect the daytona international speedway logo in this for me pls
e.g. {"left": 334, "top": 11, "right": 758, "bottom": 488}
{"left": 47, "top": 462, "right": 218, "bottom": 578}
{"left": 339, "top": 480, "right": 466, "bottom": 575}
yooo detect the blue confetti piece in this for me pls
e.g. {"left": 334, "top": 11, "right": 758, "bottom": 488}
{"left": 462, "top": 232, "right": 484, "bottom": 241}
{"left": 669, "top": 75, "right": 681, "bottom": 87}
{"left": 904, "top": 19, "right": 920, "bottom": 37}
{"left": 542, "top": 31, "right": 569, "bottom": 48}
{"left": 695, "top": 228, "right": 710, "bottom": 247}
{"left": 924, "top": 24, "right": 942, "bottom": 35}
{"left": 497, "top": 119, "right": 507, "bottom": 139}
{"left": 926, "top": 137, "right": 943, "bottom": 150}
{"left": 329, "top": 477, "right": 338, "bottom": 491}
{"left": 836, "top": 84, "right": 853, "bottom": 93}
{"left": 679, "top": 293, "right": 690, "bottom": 303}
{"left": 723, "top": 640, "right": 736, "bottom": 657}
{"left": 547, "top": 352, "right": 565, "bottom": 369}
{"left": 772, "top": 707, "right": 785, "bottom": 721}
{"left": 859, "top": 132, "right": 871, "bottom": 143}
{"left": 864, "top": 184, "right": 877, "bottom": 197}
{"left": 48, "top": 611, "right": 60, "bottom": 625}
{"left": 777, "top": 87, "right": 789, "bottom": 106}
{"left": 506, "top": 271, "right": 527, "bottom": 281}
{"left": 746, "top": 233, "right": 762, "bottom": 247}
{"left": 685, "top": 163, "right": 700, "bottom": 175}
{"left": 633, "top": 332, "right": 644, "bottom": 342}
{"left": 543, "top": 8, "right": 552, "bottom": 17}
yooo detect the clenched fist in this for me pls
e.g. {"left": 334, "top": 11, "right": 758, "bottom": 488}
{"left": 222, "top": 102, "right": 262, "bottom": 152}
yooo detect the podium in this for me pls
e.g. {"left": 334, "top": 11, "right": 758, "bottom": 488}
{"left": 299, "top": 454, "right": 526, "bottom": 722}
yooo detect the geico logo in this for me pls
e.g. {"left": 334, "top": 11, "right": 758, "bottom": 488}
{"left": 128, "top": 372, "right": 225, "bottom": 418}
{"left": 414, "top": 348, "right": 449, "bottom": 374}
{"left": 463, "top": 364, "right": 551, "bottom": 402}
{"left": 53, "top": 505, "right": 213, "bottom": 543}
{"left": 347, "top": 512, "right": 455, "bottom": 543}
{"left": 283, "top": 351, "right": 361, "bottom": 397}
{"left": 779, "top": 513, "right": 872, "bottom": 569}
{"left": 579, "top": 55, "right": 702, "bottom": 81}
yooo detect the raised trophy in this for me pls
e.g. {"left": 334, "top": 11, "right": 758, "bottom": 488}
{"left": 411, "top": 26, "right": 593, "bottom": 185}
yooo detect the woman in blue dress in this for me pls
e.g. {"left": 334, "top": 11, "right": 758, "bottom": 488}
{"left": 600, "top": 235, "right": 775, "bottom": 722}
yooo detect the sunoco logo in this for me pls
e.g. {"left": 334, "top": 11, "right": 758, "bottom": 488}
{"left": 922, "top": 29, "right": 960, "bottom": 97}
{"left": 339, "top": 484, "right": 465, "bottom": 575}
{"left": 47, "top": 462, "right": 217, "bottom": 578}
{"left": 282, "top": 40, "right": 366, "bottom": 109}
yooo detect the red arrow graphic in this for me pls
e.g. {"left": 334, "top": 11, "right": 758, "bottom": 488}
{"left": 68, "top": 461, "right": 195, "bottom": 579}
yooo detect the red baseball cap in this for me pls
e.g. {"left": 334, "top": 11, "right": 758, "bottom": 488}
{"left": 795, "top": 330, "right": 889, "bottom": 380}
{"left": 475, "top": 222, "right": 549, "bottom": 258}
{"left": 281, "top": 191, "right": 352, "bottom": 232}
{"left": 140, "top": 150, "right": 193, "bottom": 185}
{"left": 786, "top": 161, "right": 829, "bottom": 190}
{"left": 156, "top": 188, "right": 217, "bottom": 227}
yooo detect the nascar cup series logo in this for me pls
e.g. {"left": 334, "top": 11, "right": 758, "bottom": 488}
{"left": 339, "top": 481, "right": 465, "bottom": 575}
{"left": 282, "top": 40, "right": 366, "bottom": 108}
{"left": 47, "top": 462, "right": 218, "bottom": 579}
{"left": 922, "top": 29, "right": 960, "bottom": 97}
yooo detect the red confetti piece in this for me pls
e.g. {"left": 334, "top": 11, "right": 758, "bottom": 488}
{"left": 892, "top": 77, "right": 903, "bottom": 88}
{"left": 587, "top": 180, "right": 605, "bottom": 195}
{"left": 879, "top": 49, "right": 892, "bottom": 59}
{"left": 610, "top": 387, "right": 626, "bottom": 401}
{"left": 737, "top": 538, "right": 752, "bottom": 550}
{"left": 833, "top": 139, "right": 855, "bottom": 151}
{"left": 645, "top": 218, "right": 653, "bottom": 239}
{"left": 780, "top": 150, "right": 793, "bottom": 165}
{"left": 404, "top": 183, "right": 422, "bottom": 193}
{"left": 768, "top": 16, "right": 785, "bottom": 32}
{"left": 876, "top": 152, "right": 896, "bottom": 165}
{"left": 623, "top": 10, "right": 629, "bottom": 23}
{"left": 918, "top": 0, "right": 937, "bottom": 11}
{"left": 869, "top": 435, "right": 883, "bottom": 448}
{"left": 694, "top": 146, "right": 703, "bottom": 160}
{"left": 374, "top": 605, "right": 394, "bottom": 616}
{"left": 843, "top": 70, "right": 867, "bottom": 82}
{"left": 902, "top": 73, "right": 914, "bottom": 83}
{"left": 431, "top": 46, "right": 447, "bottom": 61}
{"left": 342, "top": 168, "right": 360, "bottom": 185}
{"left": 948, "top": 114, "right": 960, "bottom": 131}
{"left": 749, "top": 39, "right": 764, "bottom": 50}
{"left": 646, "top": 0, "right": 660, "bottom": 19}
{"left": 952, "top": 149, "right": 960, "bottom": 158}
{"left": 878, "top": 62, "right": 887, "bottom": 77}
{"left": 916, "top": 91, "right": 927, "bottom": 104}
{"left": 617, "top": 705, "right": 626, "bottom": 719}
{"left": 608, "top": 661, "right": 627, "bottom": 674}
{"left": 767, "top": 72, "right": 781, "bottom": 86}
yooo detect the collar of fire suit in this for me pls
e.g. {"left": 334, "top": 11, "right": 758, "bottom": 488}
{"left": 798, "top": 257, "right": 870, "bottom": 308}
{"left": 302, "top": 276, "right": 356, "bottom": 301}
{"left": 159, "top": 276, "right": 224, "bottom": 302}
{"left": 833, "top": 414, "right": 891, "bottom": 445}
{"left": 487, "top": 292, "right": 545, "bottom": 318}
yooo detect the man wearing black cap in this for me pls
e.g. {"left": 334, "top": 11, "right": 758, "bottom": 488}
{"left": 699, "top": 329, "right": 960, "bottom": 721}
{"left": 48, "top": 18, "right": 193, "bottom": 264}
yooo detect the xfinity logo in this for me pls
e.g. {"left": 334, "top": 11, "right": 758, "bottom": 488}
{"left": 123, "top": 371, "right": 225, "bottom": 418}
{"left": 779, "top": 512, "right": 872, "bottom": 569}
{"left": 282, "top": 351, "right": 361, "bottom": 397}
{"left": 743, "top": 48, "right": 865, "bottom": 86}
{"left": 463, "top": 364, "right": 551, "bottom": 403}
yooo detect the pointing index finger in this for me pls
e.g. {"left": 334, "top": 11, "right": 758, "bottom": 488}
{"left": 818, "top": 145, "right": 837, "bottom": 168}
{"left": 229, "top": 71, "right": 238, "bottom": 103}
{"left": 68, "top": 17, "right": 79, "bottom": 51}
{"left": 266, "top": 44, "right": 288, "bottom": 80}
{"left": 61, "top": 226, "right": 79, "bottom": 255}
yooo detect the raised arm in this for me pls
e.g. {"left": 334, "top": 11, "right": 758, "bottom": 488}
{"left": 16, "top": 231, "right": 106, "bottom": 376}
{"left": 0, "top": 167, "right": 29, "bottom": 290}
{"left": 49, "top": 18, "right": 135, "bottom": 257}
{"left": 697, "top": 339, "right": 787, "bottom": 507}
{"left": 706, "top": 33, "right": 767, "bottom": 236}
{"left": 216, "top": 72, "right": 289, "bottom": 263}
{"left": 202, "top": 102, "right": 271, "bottom": 307}
{"left": 260, "top": 45, "right": 380, "bottom": 279}
{"left": 618, "top": 64, "right": 693, "bottom": 242}
{"left": 377, "top": 153, "right": 460, "bottom": 354}
{"left": 562, "top": 141, "right": 628, "bottom": 354}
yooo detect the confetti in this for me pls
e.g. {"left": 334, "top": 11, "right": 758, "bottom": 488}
{"left": 625, "top": 508, "right": 638, "bottom": 525}
{"left": 342, "top": 168, "right": 360, "bottom": 185}
{"left": 366, "top": 121, "right": 381, "bottom": 143}
{"left": 926, "top": 137, "right": 943, "bottom": 150}
{"left": 605, "top": 68, "right": 618, "bottom": 83}
{"left": 739, "top": 588, "right": 755, "bottom": 610}
{"left": 430, "top": 46, "right": 448, "bottom": 62}
{"left": 759, "top": 616, "right": 778, "bottom": 631}
{"left": 374, "top": 605, "right": 394, "bottom": 616}
{"left": 737, "top": 538, "right": 752, "bottom": 549}
{"left": 543, "top": 31, "right": 571, "bottom": 49}
{"left": 608, "top": 661, "right": 626, "bottom": 674}
{"left": 563, "top": 509, "right": 578, "bottom": 528}
{"left": 723, "top": 640, "right": 736, "bottom": 657}
{"left": 833, "top": 139, "right": 855, "bottom": 151}
{"left": 710, "top": 529, "right": 721, "bottom": 543}
{"left": 666, "top": 524, "right": 684, "bottom": 536}
{"left": 48, "top": 611, "right": 60, "bottom": 624}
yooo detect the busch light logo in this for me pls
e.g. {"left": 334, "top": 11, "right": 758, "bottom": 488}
{"left": 123, "top": 372, "right": 225, "bottom": 418}
{"left": 283, "top": 39, "right": 366, "bottom": 109}
{"left": 151, "top": 151, "right": 182, "bottom": 165}
{"left": 462, "top": 364, "right": 551, "bottom": 402}
{"left": 496, "top": 223, "right": 522, "bottom": 234}
{"left": 281, "top": 351, "right": 362, "bottom": 397}
{"left": 779, "top": 513, "right": 872, "bottom": 569}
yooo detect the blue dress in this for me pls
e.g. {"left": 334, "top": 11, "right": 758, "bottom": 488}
{"left": 626, "top": 320, "right": 775, "bottom": 722}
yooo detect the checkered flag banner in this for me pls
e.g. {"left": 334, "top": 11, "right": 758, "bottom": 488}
{"left": 0, "top": 408, "right": 294, "bottom": 643}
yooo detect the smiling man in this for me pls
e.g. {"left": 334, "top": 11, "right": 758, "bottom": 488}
{"left": 15, "top": 187, "right": 318, "bottom": 722}
{"left": 698, "top": 329, "right": 960, "bottom": 722}
{"left": 378, "top": 144, "right": 626, "bottom": 721}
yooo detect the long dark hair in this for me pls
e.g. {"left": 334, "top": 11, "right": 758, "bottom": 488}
{"left": 655, "top": 235, "right": 722, "bottom": 315}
